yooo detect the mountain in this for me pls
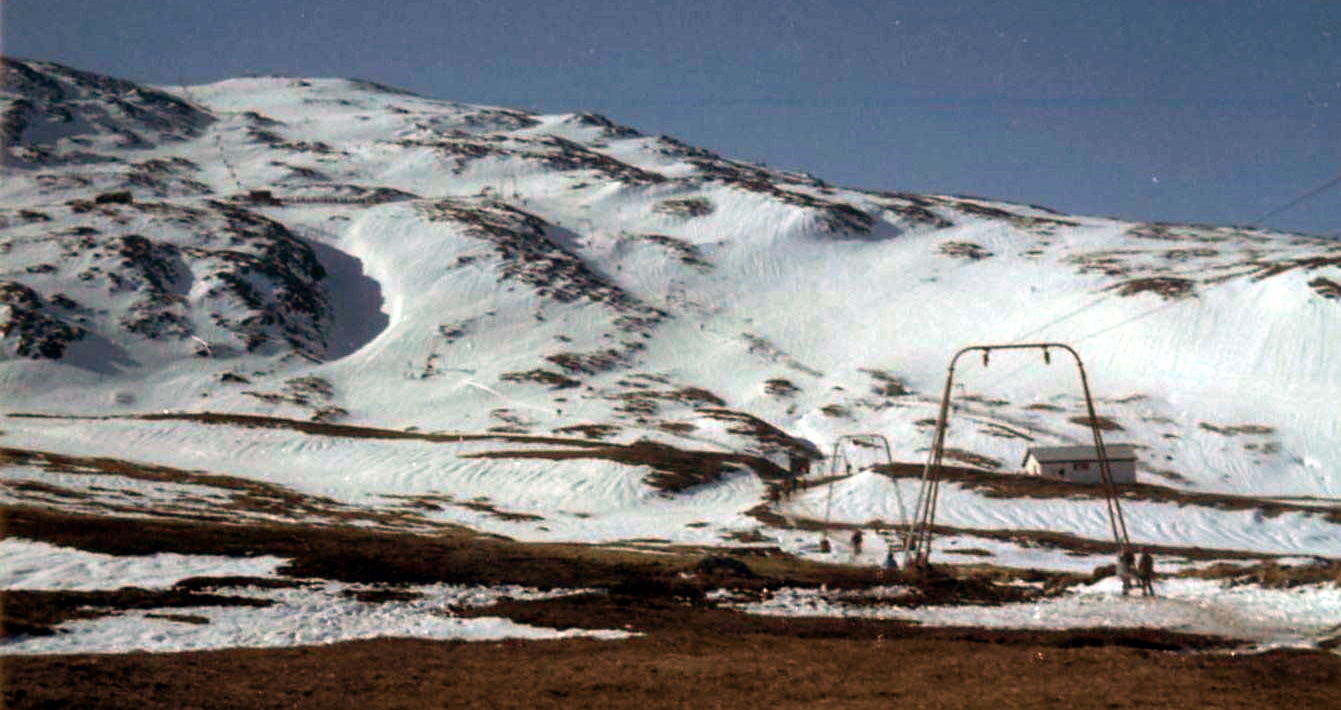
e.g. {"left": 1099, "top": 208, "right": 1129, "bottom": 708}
{"left": 2, "top": 57, "right": 1340, "bottom": 563}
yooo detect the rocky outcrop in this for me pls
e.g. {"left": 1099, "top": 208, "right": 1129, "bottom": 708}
{"left": 0, "top": 57, "right": 214, "bottom": 163}
{"left": 0, "top": 281, "right": 86, "bottom": 359}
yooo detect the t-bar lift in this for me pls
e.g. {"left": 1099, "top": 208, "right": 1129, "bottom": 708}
{"left": 902, "top": 343, "right": 1132, "bottom": 567}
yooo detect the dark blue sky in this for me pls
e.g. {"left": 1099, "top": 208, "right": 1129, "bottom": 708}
{"left": 6, "top": 0, "right": 1340, "bottom": 235}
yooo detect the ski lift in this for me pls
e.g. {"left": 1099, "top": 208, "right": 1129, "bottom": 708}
{"left": 903, "top": 342, "right": 1132, "bottom": 568}
{"left": 822, "top": 434, "right": 910, "bottom": 562}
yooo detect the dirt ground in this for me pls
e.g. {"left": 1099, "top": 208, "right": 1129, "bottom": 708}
{"left": 3, "top": 505, "right": 1340, "bottom": 709}
{"left": 5, "top": 625, "right": 1339, "bottom": 710}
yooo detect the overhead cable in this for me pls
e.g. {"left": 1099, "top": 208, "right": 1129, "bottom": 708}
{"left": 1249, "top": 169, "right": 1341, "bottom": 229}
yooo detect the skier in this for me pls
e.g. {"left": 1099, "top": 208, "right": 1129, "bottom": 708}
{"left": 850, "top": 529, "right": 864, "bottom": 557}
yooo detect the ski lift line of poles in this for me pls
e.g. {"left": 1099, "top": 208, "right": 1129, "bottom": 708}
{"left": 902, "top": 343, "right": 1132, "bottom": 568}
{"left": 177, "top": 78, "right": 244, "bottom": 194}
{"left": 821, "top": 452, "right": 842, "bottom": 533}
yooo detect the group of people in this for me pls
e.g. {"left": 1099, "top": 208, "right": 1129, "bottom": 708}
{"left": 846, "top": 529, "right": 904, "bottom": 571}
{"left": 818, "top": 528, "right": 867, "bottom": 557}
{"left": 820, "top": 525, "right": 1158, "bottom": 596}
{"left": 1118, "top": 547, "right": 1156, "bottom": 596}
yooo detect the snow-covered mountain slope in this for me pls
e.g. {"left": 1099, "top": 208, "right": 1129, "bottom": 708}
{"left": 2, "top": 58, "right": 1340, "bottom": 565}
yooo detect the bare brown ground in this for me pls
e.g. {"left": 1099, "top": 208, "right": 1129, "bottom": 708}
{"left": 4, "top": 629, "right": 1338, "bottom": 710}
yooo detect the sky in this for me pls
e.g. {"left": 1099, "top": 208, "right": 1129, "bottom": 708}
{"left": 4, "top": 0, "right": 1340, "bottom": 236}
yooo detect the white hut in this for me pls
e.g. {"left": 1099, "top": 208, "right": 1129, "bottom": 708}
{"left": 1021, "top": 445, "right": 1137, "bottom": 484}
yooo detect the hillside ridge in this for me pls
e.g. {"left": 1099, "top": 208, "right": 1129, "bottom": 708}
{"left": 1, "top": 56, "right": 1339, "bottom": 564}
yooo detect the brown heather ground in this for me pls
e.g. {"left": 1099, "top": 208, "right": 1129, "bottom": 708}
{"left": 2, "top": 505, "right": 1340, "bottom": 709}
{"left": 4, "top": 620, "right": 1339, "bottom": 710}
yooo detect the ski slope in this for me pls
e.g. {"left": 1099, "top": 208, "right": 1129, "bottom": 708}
{"left": 1, "top": 57, "right": 1339, "bottom": 571}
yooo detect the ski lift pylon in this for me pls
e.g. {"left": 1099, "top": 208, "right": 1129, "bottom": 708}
{"left": 903, "top": 342, "right": 1132, "bottom": 567}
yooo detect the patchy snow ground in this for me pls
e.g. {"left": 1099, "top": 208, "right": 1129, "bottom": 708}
{"left": 5, "top": 412, "right": 1341, "bottom": 566}
{"left": 736, "top": 577, "right": 1341, "bottom": 653}
{"left": 779, "top": 470, "right": 1341, "bottom": 559}
{"left": 0, "top": 539, "right": 633, "bottom": 655}
{"left": 5, "top": 539, "right": 1335, "bottom": 656}
{"left": 1, "top": 581, "right": 634, "bottom": 656}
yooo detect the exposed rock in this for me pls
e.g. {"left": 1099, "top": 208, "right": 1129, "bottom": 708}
{"left": 0, "top": 281, "right": 86, "bottom": 359}
{"left": 0, "top": 58, "right": 213, "bottom": 163}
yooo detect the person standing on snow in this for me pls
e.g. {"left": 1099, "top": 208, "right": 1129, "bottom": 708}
{"left": 850, "top": 529, "right": 864, "bottom": 557}
{"left": 1118, "top": 548, "right": 1136, "bottom": 596}
{"left": 1137, "top": 548, "right": 1155, "bottom": 596}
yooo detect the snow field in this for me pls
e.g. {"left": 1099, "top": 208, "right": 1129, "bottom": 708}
{"left": 0, "top": 539, "right": 285, "bottom": 591}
